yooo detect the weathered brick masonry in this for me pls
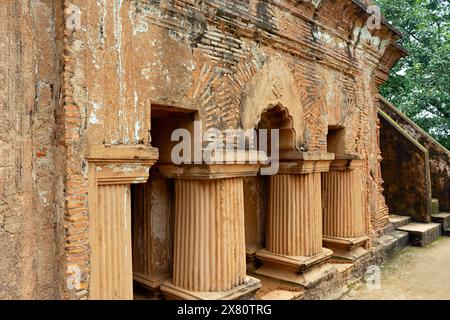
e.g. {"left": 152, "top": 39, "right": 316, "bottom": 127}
{"left": 0, "top": 0, "right": 63, "bottom": 299}
{"left": 1, "top": 0, "right": 407, "bottom": 299}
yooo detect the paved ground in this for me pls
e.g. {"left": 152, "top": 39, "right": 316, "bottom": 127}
{"left": 342, "top": 237, "right": 450, "bottom": 300}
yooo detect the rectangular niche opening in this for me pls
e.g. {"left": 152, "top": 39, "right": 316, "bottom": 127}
{"left": 150, "top": 104, "right": 197, "bottom": 163}
{"left": 326, "top": 126, "right": 346, "bottom": 158}
{"left": 131, "top": 103, "right": 195, "bottom": 299}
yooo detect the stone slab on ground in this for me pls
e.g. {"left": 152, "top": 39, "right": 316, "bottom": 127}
{"left": 397, "top": 222, "right": 441, "bottom": 247}
{"left": 431, "top": 212, "right": 450, "bottom": 233}
{"left": 389, "top": 215, "right": 412, "bottom": 229}
{"left": 255, "top": 262, "right": 337, "bottom": 289}
{"left": 260, "top": 290, "right": 304, "bottom": 300}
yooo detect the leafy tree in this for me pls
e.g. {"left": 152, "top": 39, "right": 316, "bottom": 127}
{"left": 374, "top": 0, "right": 450, "bottom": 149}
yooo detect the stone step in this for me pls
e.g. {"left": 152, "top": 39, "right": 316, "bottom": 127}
{"left": 380, "top": 230, "right": 410, "bottom": 257}
{"left": 389, "top": 215, "right": 412, "bottom": 229}
{"left": 397, "top": 222, "right": 442, "bottom": 247}
{"left": 431, "top": 198, "right": 440, "bottom": 215}
{"left": 431, "top": 212, "right": 450, "bottom": 234}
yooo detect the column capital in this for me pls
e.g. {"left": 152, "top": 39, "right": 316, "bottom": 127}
{"left": 158, "top": 150, "right": 266, "bottom": 179}
{"left": 275, "top": 151, "right": 335, "bottom": 174}
{"left": 86, "top": 144, "right": 159, "bottom": 185}
{"left": 158, "top": 163, "right": 262, "bottom": 179}
{"left": 330, "top": 156, "right": 365, "bottom": 171}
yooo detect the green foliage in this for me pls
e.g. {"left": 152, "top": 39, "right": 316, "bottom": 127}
{"left": 373, "top": 0, "right": 450, "bottom": 149}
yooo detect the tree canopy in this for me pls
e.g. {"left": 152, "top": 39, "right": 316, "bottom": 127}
{"left": 374, "top": 0, "right": 450, "bottom": 149}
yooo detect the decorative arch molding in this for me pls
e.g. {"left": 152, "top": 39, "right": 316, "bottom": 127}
{"left": 240, "top": 57, "right": 304, "bottom": 151}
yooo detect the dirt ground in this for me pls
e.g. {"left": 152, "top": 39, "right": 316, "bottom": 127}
{"left": 342, "top": 237, "right": 450, "bottom": 300}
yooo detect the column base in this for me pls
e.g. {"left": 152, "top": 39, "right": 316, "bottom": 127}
{"left": 323, "top": 235, "right": 369, "bottom": 262}
{"left": 329, "top": 247, "right": 369, "bottom": 262}
{"left": 133, "top": 272, "right": 170, "bottom": 292}
{"left": 246, "top": 247, "right": 262, "bottom": 274}
{"left": 254, "top": 248, "right": 335, "bottom": 288}
{"left": 160, "top": 276, "right": 262, "bottom": 300}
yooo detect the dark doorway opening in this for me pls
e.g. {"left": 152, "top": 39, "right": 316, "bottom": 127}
{"left": 131, "top": 104, "right": 196, "bottom": 300}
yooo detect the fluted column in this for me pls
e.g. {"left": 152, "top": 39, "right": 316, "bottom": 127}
{"left": 173, "top": 178, "right": 246, "bottom": 292}
{"left": 255, "top": 152, "right": 336, "bottom": 287}
{"left": 266, "top": 173, "right": 322, "bottom": 257}
{"left": 321, "top": 159, "right": 369, "bottom": 258}
{"left": 93, "top": 184, "right": 133, "bottom": 300}
{"left": 87, "top": 145, "right": 159, "bottom": 300}
{"left": 159, "top": 161, "right": 262, "bottom": 300}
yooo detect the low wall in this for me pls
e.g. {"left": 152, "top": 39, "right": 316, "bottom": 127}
{"left": 378, "top": 110, "right": 432, "bottom": 222}
{"left": 379, "top": 97, "right": 450, "bottom": 211}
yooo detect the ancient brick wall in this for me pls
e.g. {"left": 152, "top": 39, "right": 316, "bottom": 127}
{"left": 379, "top": 97, "right": 450, "bottom": 212}
{"left": 379, "top": 111, "right": 432, "bottom": 222}
{"left": 0, "top": 0, "right": 403, "bottom": 299}
{"left": 57, "top": 0, "right": 401, "bottom": 299}
{"left": 0, "top": 0, "right": 63, "bottom": 299}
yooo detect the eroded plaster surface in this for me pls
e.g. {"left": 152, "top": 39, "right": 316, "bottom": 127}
{"left": 1, "top": 0, "right": 406, "bottom": 299}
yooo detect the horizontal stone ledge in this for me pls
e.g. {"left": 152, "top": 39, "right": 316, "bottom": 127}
{"left": 255, "top": 248, "right": 333, "bottom": 274}
{"left": 276, "top": 151, "right": 335, "bottom": 161}
{"left": 323, "top": 235, "right": 370, "bottom": 251}
{"left": 86, "top": 145, "right": 160, "bottom": 185}
{"left": 267, "top": 151, "right": 334, "bottom": 174}
{"left": 329, "top": 158, "right": 366, "bottom": 170}
{"left": 275, "top": 160, "right": 334, "bottom": 174}
{"left": 157, "top": 163, "right": 263, "bottom": 179}
{"left": 86, "top": 144, "right": 159, "bottom": 164}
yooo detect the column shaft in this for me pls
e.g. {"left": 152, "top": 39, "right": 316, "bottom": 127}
{"left": 91, "top": 184, "right": 133, "bottom": 300}
{"left": 322, "top": 168, "right": 365, "bottom": 239}
{"left": 173, "top": 178, "right": 246, "bottom": 292}
{"left": 267, "top": 173, "right": 322, "bottom": 257}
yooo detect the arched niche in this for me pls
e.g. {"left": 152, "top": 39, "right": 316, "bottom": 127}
{"left": 257, "top": 104, "right": 297, "bottom": 152}
{"left": 241, "top": 58, "right": 304, "bottom": 151}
